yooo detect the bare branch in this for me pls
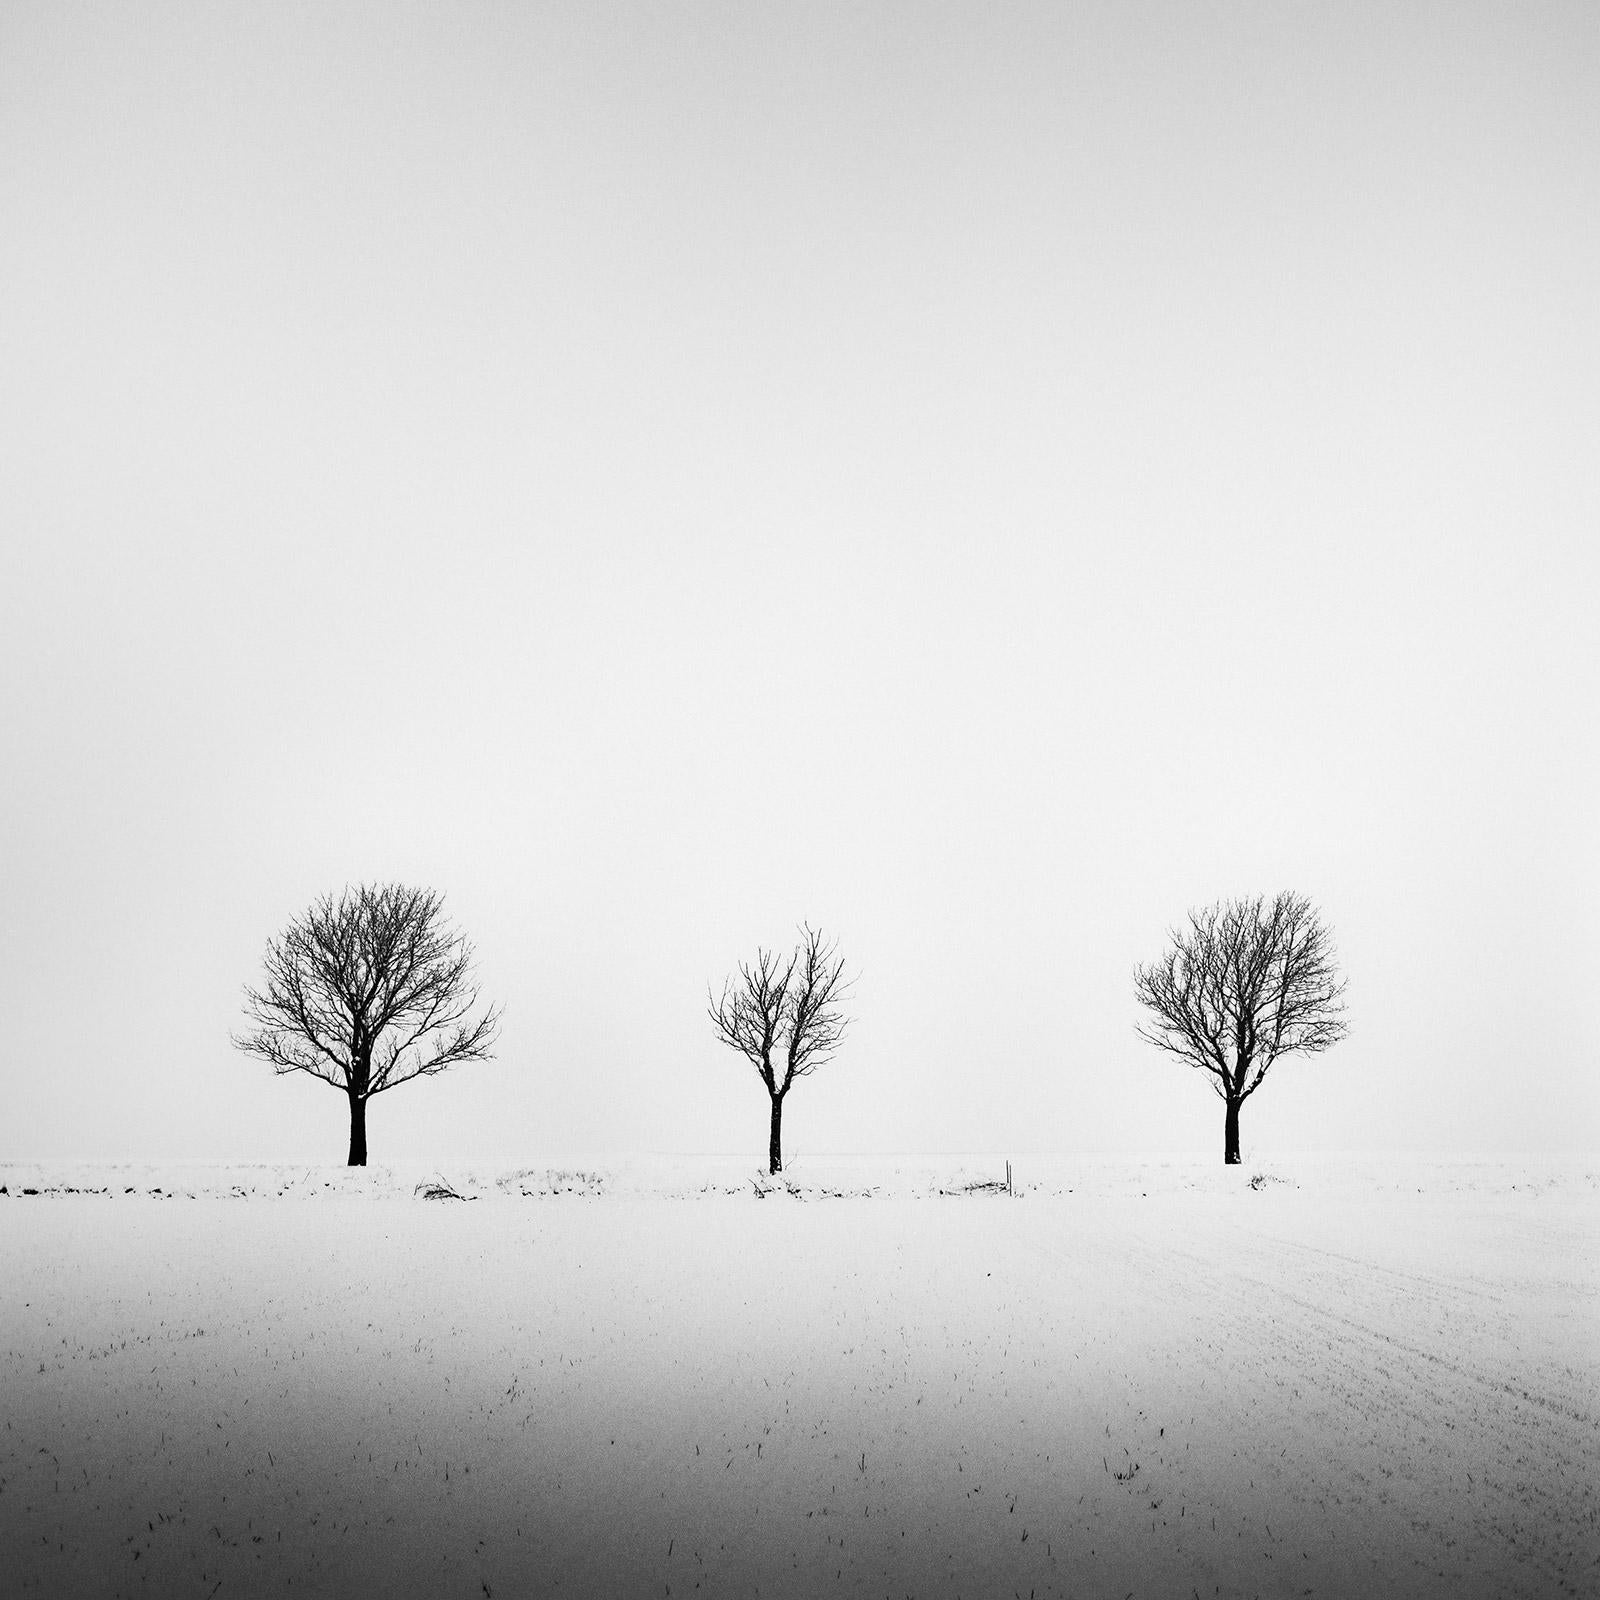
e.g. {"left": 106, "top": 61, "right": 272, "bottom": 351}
{"left": 782, "top": 924, "right": 851, "bottom": 1090}
{"left": 708, "top": 946, "right": 794, "bottom": 1095}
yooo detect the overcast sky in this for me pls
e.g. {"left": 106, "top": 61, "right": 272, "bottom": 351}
{"left": 2, "top": 1, "right": 1595, "bottom": 1166}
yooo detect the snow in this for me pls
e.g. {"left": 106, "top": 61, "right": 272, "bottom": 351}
{"left": 2, "top": 1155, "right": 1595, "bottom": 1598}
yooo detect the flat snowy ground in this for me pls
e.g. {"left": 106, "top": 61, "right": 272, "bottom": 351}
{"left": 1, "top": 1156, "right": 1595, "bottom": 1599}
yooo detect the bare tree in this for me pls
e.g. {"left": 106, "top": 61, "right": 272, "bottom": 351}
{"left": 1133, "top": 892, "right": 1348, "bottom": 1164}
{"left": 234, "top": 884, "right": 501, "bottom": 1165}
{"left": 709, "top": 924, "right": 851, "bottom": 1174}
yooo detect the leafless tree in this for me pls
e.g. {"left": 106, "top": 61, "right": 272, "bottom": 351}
{"left": 709, "top": 924, "right": 851, "bottom": 1174}
{"left": 234, "top": 884, "right": 501, "bottom": 1165}
{"left": 1133, "top": 892, "right": 1348, "bottom": 1164}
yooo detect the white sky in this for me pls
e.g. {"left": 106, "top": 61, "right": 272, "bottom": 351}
{"left": 2, "top": 1, "right": 1596, "bottom": 1164}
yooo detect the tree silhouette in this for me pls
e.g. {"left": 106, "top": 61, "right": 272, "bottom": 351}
{"left": 1134, "top": 892, "right": 1347, "bottom": 1164}
{"left": 234, "top": 883, "right": 500, "bottom": 1165}
{"left": 710, "top": 925, "right": 851, "bottom": 1174}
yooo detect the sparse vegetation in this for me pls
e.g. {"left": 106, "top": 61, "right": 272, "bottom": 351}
{"left": 1248, "top": 1171, "right": 1291, "bottom": 1191}
{"left": 939, "top": 1160, "right": 1017, "bottom": 1197}
{"left": 415, "top": 1177, "right": 474, "bottom": 1202}
{"left": 496, "top": 1168, "right": 606, "bottom": 1198}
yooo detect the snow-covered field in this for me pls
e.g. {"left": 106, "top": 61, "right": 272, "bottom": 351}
{"left": 2, "top": 1155, "right": 1595, "bottom": 1598}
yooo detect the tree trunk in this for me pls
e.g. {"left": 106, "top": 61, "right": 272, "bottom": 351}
{"left": 768, "top": 1093, "right": 783, "bottom": 1175}
{"left": 1223, "top": 1095, "right": 1241, "bottom": 1165}
{"left": 348, "top": 1092, "right": 368, "bottom": 1167}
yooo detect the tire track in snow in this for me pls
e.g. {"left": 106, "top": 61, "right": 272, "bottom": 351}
{"left": 1198, "top": 1229, "right": 1597, "bottom": 1429}
{"left": 1008, "top": 1205, "right": 1599, "bottom": 1599}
